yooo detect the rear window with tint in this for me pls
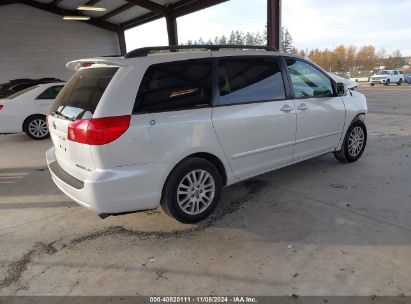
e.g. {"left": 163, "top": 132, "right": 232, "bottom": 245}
{"left": 37, "top": 85, "right": 64, "bottom": 99}
{"left": 134, "top": 59, "right": 212, "bottom": 113}
{"left": 50, "top": 67, "right": 118, "bottom": 121}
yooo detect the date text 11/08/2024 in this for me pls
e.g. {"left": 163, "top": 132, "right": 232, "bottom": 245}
{"left": 149, "top": 297, "right": 258, "bottom": 303}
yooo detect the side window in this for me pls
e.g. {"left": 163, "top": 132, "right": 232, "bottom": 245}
{"left": 286, "top": 58, "right": 334, "bottom": 98}
{"left": 218, "top": 57, "right": 285, "bottom": 105}
{"left": 134, "top": 59, "right": 212, "bottom": 113}
{"left": 37, "top": 86, "right": 63, "bottom": 99}
{"left": 393, "top": 71, "right": 398, "bottom": 75}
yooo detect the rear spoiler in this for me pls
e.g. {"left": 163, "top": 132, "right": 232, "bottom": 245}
{"left": 66, "top": 57, "right": 126, "bottom": 71}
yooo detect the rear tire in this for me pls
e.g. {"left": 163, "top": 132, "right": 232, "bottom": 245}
{"left": 161, "top": 157, "right": 222, "bottom": 223}
{"left": 385, "top": 79, "right": 390, "bottom": 86}
{"left": 397, "top": 79, "right": 402, "bottom": 85}
{"left": 334, "top": 119, "right": 367, "bottom": 163}
{"left": 24, "top": 115, "right": 49, "bottom": 140}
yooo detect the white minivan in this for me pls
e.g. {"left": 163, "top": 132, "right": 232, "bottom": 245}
{"left": 47, "top": 46, "right": 368, "bottom": 223}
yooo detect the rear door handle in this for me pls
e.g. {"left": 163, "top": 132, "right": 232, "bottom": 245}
{"left": 280, "top": 105, "right": 294, "bottom": 113}
{"left": 298, "top": 103, "right": 309, "bottom": 111}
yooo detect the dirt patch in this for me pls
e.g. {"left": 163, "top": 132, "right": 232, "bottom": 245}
{"left": 0, "top": 179, "right": 267, "bottom": 290}
{"left": 0, "top": 242, "right": 57, "bottom": 289}
{"left": 70, "top": 179, "right": 267, "bottom": 245}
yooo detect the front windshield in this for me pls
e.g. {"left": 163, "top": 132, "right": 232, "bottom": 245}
{"left": 376, "top": 70, "right": 390, "bottom": 75}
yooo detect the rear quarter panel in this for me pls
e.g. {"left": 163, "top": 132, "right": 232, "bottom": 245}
{"left": 91, "top": 108, "right": 235, "bottom": 186}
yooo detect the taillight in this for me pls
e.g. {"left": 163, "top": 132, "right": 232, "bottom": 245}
{"left": 68, "top": 115, "right": 131, "bottom": 145}
{"left": 0, "top": 105, "right": 3, "bottom": 111}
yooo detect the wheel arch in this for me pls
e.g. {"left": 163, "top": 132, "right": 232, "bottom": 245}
{"left": 336, "top": 113, "right": 367, "bottom": 150}
{"left": 161, "top": 152, "right": 229, "bottom": 202}
{"left": 187, "top": 152, "right": 228, "bottom": 187}
{"left": 22, "top": 114, "right": 46, "bottom": 132}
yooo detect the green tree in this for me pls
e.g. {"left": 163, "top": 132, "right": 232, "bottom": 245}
{"left": 281, "top": 27, "right": 294, "bottom": 53}
{"left": 254, "top": 32, "right": 265, "bottom": 46}
{"left": 219, "top": 35, "right": 227, "bottom": 45}
{"left": 245, "top": 32, "right": 254, "bottom": 45}
{"left": 235, "top": 30, "right": 245, "bottom": 44}
{"left": 228, "top": 31, "right": 236, "bottom": 45}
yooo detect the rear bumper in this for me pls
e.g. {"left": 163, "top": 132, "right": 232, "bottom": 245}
{"left": 46, "top": 147, "right": 169, "bottom": 214}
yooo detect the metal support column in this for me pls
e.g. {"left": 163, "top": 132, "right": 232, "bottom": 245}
{"left": 267, "top": 0, "right": 281, "bottom": 50}
{"left": 117, "top": 27, "right": 127, "bottom": 55}
{"left": 166, "top": 11, "right": 178, "bottom": 46}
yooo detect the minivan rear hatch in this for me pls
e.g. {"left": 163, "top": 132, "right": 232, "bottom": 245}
{"left": 48, "top": 65, "right": 119, "bottom": 181}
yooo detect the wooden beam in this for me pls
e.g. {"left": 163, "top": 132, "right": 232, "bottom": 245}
{"left": 121, "top": 12, "right": 162, "bottom": 30}
{"left": 166, "top": 11, "right": 178, "bottom": 46}
{"left": 50, "top": 0, "right": 63, "bottom": 7}
{"left": 84, "top": 0, "right": 102, "bottom": 5}
{"left": 19, "top": 0, "right": 118, "bottom": 32}
{"left": 99, "top": 3, "right": 134, "bottom": 21}
{"left": 172, "top": 0, "right": 228, "bottom": 18}
{"left": 122, "top": 0, "right": 228, "bottom": 30}
{"left": 124, "top": 0, "right": 166, "bottom": 14}
{"left": 267, "top": 0, "right": 281, "bottom": 50}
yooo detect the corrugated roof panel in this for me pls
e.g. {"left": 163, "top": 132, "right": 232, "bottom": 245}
{"left": 21, "top": 0, "right": 228, "bottom": 27}
{"left": 107, "top": 5, "right": 151, "bottom": 24}
{"left": 81, "top": 0, "right": 128, "bottom": 18}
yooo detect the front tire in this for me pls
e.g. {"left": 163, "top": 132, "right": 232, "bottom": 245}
{"left": 334, "top": 119, "right": 367, "bottom": 163}
{"left": 161, "top": 157, "right": 222, "bottom": 223}
{"left": 24, "top": 115, "right": 49, "bottom": 140}
{"left": 370, "top": 83, "right": 375, "bottom": 87}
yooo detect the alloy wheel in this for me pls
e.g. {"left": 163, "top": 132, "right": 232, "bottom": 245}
{"left": 177, "top": 169, "right": 216, "bottom": 215}
{"left": 348, "top": 126, "right": 365, "bottom": 157}
{"left": 28, "top": 119, "right": 48, "bottom": 138}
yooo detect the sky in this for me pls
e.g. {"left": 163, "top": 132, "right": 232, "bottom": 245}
{"left": 125, "top": 0, "right": 411, "bottom": 56}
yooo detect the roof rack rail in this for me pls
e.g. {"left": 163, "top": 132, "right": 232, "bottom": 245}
{"left": 124, "top": 45, "right": 278, "bottom": 58}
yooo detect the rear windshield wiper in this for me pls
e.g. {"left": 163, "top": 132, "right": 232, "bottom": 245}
{"left": 50, "top": 110, "right": 73, "bottom": 121}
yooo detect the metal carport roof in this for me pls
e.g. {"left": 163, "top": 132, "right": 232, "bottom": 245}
{"left": 0, "top": 0, "right": 281, "bottom": 54}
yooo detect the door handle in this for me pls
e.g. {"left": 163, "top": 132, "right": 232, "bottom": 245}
{"left": 298, "top": 103, "right": 309, "bottom": 111}
{"left": 280, "top": 105, "right": 294, "bottom": 113}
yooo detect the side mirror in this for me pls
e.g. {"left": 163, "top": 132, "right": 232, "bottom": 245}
{"left": 336, "top": 82, "right": 346, "bottom": 96}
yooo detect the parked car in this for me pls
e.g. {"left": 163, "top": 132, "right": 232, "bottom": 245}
{"left": 0, "top": 78, "right": 63, "bottom": 98}
{"left": 46, "top": 46, "right": 368, "bottom": 223}
{"left": 369, "top": 70, "right": 404, "bottom": 86}
{"left": 0, "top": 82, "right": 64, "bottom": 139}
{"left": 404, "top": 73, "right": 411, "bottom": 84}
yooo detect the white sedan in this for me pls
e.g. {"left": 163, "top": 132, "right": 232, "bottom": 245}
{"left": 0, "top": 82, "right": 64, "bottom": 139}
